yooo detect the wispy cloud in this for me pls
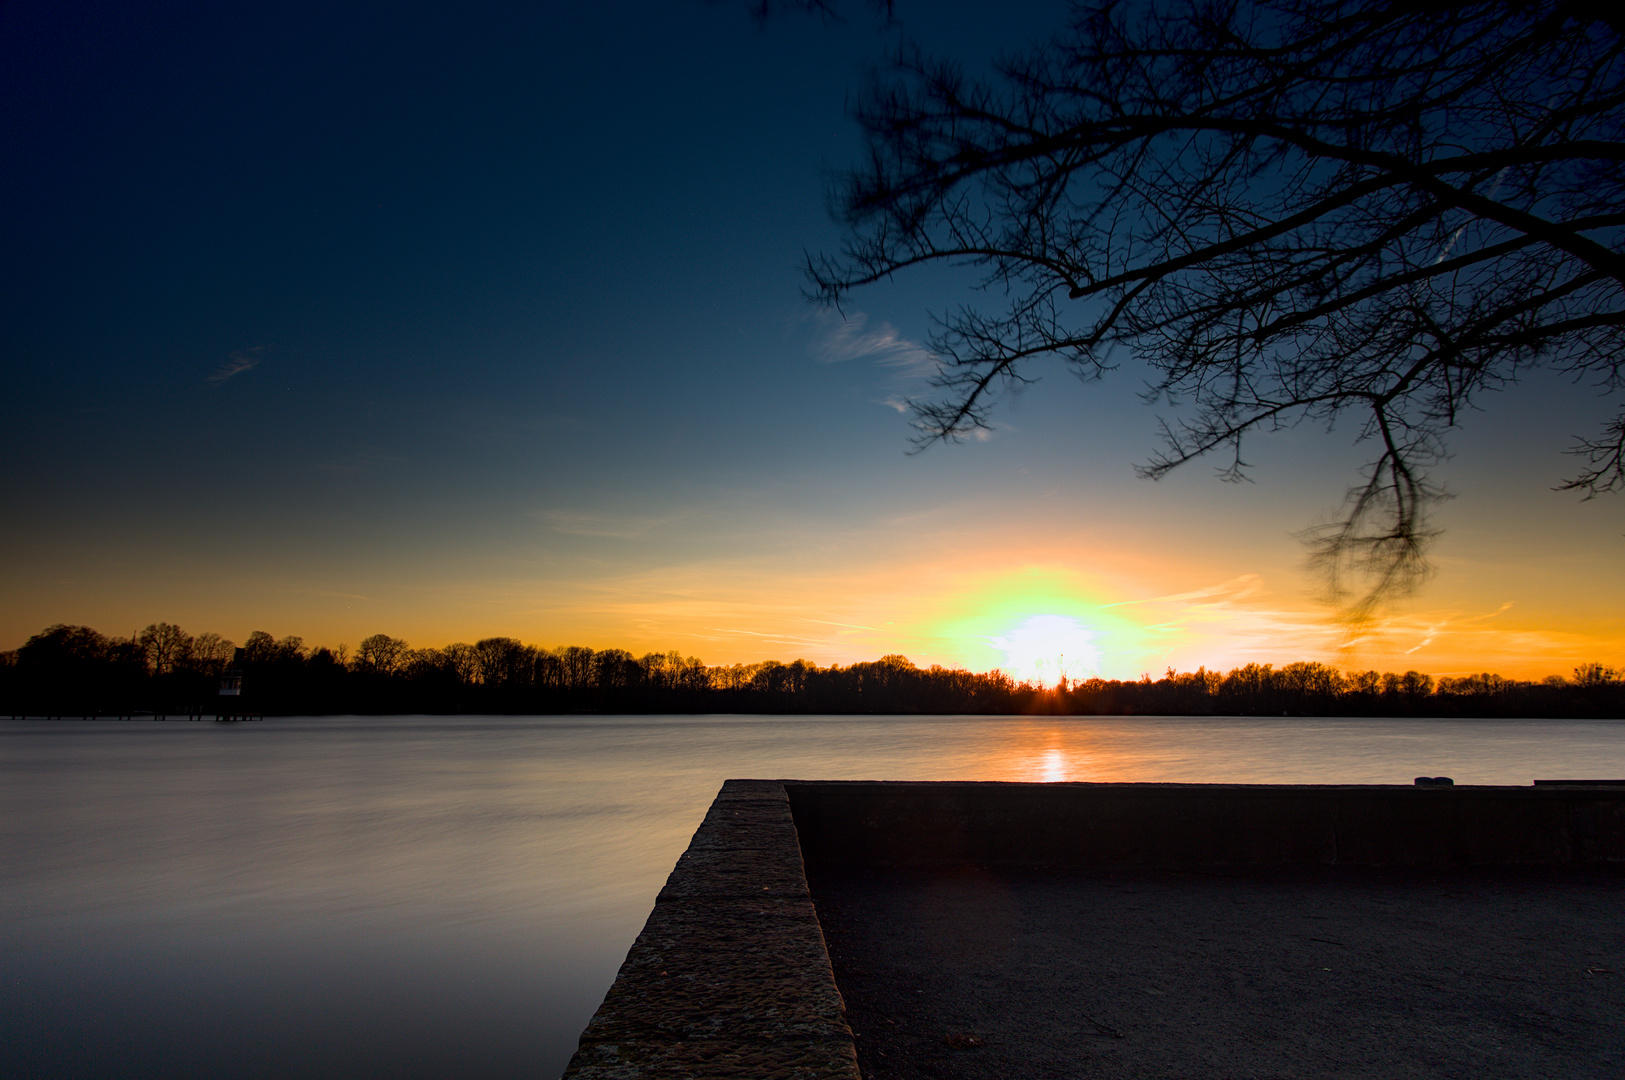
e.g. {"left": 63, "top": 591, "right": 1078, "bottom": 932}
{"left": 703, "top": 626, "right": 837, "bottom": 655}
{"left": 1404, "top": 624, "right": 1441, "bottom": 654}
{"left": 803, "top": 617, "right": 882, "bottom": 632}
{"left": 207, "top": 346, "right": 267, "bottom": 385}
{"left": 810, "top": 311, "right": 939, "bottom": 379}
{"left": 1339, "top": 599, "right": 1514, "bottom": 659}
{"left": 1144, "top": 575, "right": 1267, "bottom": 606}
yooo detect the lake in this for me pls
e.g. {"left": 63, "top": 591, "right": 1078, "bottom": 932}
{"left": 4, "top": 713, "right": 1622, "bottom": 1079}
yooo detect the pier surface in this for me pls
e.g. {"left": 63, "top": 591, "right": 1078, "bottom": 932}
{"left": 811, "top": 862, "right": 1623, "bottom": 1079}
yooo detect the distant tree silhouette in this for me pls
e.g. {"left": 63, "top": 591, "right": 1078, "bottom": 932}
{"left": 592, "top": 648, "right": 641, "bottom": 694}
{"left": 472, "top": 637, "right": 532, "bottom": 689}
{"left": 811, "top": 0, "right": 1625, "bottom": 618}
{"left": 13, "top": 625, "right": 143, "bottom": 715}
{"left": 534, "top": 649, "right": 566, "bottom": 692}
{"left": 189, "top": 632, "right": 236, "bottom": 676}
{"left": 21, "top": 625, "right": 111, "bottom": 673}
{"left": 1219, "top": 662, "right": 1276, "bottom": 713}
{"left": 558, "top": 645, "right": 596, "bottom": 690}
{"left": 138, "top": 622, "right": 193, "bottom": 677}
{"left": 356, "top": 633, "right": 409, "bottom": 675}
{"left": 1573, "top": 660, "right": 1619, "bottom": 686}
{"left": 1275, "top": 661, "right": 1345, "bottom": 713}
{"left": 244, "top": 630, "right": 305, "bottom": 666}
{"left": 242, "top": 630, "right": 276, "bottom": 664}
{"left": 1388, "top": 670, "right": 1436, "bottom": 709}
{"left": 440, "top": 642, "right": 479, "bottom": 686}
{"left": 1348, "top": 670, "right": 1383, "bottom": 696}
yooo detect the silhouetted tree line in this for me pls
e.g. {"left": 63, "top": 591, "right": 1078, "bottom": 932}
{"left": 1049, "top": 662, "right": 1625, "bottom": 719}
{"left": 3, "top": 623, "right": 1622, "bottom": 719}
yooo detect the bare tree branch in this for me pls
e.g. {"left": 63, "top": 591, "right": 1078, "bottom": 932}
{"left": 809, "top": 0, "right": 1625, "bottom": 618}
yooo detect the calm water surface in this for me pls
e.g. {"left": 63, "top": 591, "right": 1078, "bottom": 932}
{"left": 4, "top": 713, "right": 1622, "bottom": 1079}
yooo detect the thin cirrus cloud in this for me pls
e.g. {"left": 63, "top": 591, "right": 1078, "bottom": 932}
{"left": 206, "top": 347, "right": 267, "bottom": 385}
{"left": 810, "top": 310, "right": 940, "bottom": 380}
{"left": 1135, "top": 575, "right": 1269, "bottom": 608}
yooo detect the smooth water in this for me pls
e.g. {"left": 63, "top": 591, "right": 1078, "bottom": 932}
{"left": 4, "top": 713, "right": 1622, "bottom": 1079}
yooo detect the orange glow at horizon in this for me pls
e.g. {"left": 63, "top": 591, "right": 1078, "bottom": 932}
{"left": 4, "top": 533, "right": 1622, "bottom": 684}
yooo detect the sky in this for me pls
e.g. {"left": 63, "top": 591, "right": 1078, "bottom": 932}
{"left": 3, "top": 0, "right": 1622, "bottom": 683}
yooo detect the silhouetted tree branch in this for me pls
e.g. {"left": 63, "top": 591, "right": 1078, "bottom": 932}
{"left": 809, "top": 0, "right": 1625, "bottom": 617}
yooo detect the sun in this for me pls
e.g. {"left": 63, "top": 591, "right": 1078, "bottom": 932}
{"left": 991, "top": 614, "right": 1101, "bottom": 687}
{"left": 923, "top": 565, "right": 1158, "bottom": 681}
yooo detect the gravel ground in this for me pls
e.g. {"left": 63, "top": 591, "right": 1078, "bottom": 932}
{"left": 807, "top": 863, "right": 1625, "bottom": 1080}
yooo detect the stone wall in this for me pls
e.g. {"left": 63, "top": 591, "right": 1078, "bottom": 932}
{"left": 787, "top": 781, "right": 1625, "bottom": 869}
{"left": 561, "top": 780, "right": 860, "bottom": 1080}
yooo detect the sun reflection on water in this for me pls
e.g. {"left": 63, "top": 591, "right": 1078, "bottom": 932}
{"left": 997, "top": 726, "right": 1103, "bottom": 782}
{"left": 1039, "top": 746, "right": 1070, "bottom": 782}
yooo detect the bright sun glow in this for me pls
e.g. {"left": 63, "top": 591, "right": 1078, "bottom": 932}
{"left": 992, "top": 614, "right": 1101, "bottom": 687}
{"left": 925, "top": 566, "right": 1157, "bottom": 682}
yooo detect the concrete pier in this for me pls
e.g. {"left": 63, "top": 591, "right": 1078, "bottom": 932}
{"left": 561, "top": 781, "right": 1625, "bottom": 1079}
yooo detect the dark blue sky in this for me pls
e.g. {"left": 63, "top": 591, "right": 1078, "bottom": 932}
{"left": 3, "top": 0, "right": 1619, "bottom": 677}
